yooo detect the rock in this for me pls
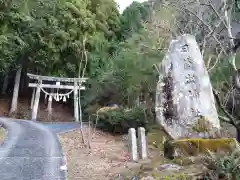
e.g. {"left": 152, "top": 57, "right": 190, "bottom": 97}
{"left": 173, "top": 156, "right": 196, "bottom": 166}
{"left": 157, "top": 164, "right": 182, "bottom": 171}
{"left": 155, "top": 34, "right": 220, "bottom": 139}
{"left": 140, "top": 163, "right": 154, "bottom": 171}
{"left": 140, "top": 176, "right": 155, "bottom": 180}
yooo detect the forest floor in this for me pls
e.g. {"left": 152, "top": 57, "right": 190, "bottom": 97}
{"left": 58, "top": 125, "right": 217, "bottom": 179}
{"left": 58, "top": 127, "right": 133, "bottom": 180}
{"left": 0, "top": 97, "right": 237, "bottom": 179}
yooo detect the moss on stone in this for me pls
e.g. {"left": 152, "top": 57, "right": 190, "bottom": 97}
{"left": 192, "top": 116, "right": 212, "bottom": 133}
{"left": 172, "top": 138, "right": 237, "bottom": 155}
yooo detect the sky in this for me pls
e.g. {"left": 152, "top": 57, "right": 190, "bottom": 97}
{"left": 115, "top": 0, "right": 146, "bottom": 13}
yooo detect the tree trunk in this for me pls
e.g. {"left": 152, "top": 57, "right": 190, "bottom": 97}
{"left": 9, "top": 66, "right": 22, "bottom": 115}
{"left": 20, "top": 74, "right": 25, "bottom": 95}
{"left": 1, "top": 74, "right": 9, "bottom": 95}
{"left": 237, "top": 127, "right": 240, "bottom": 143}
{"left": 78, "top": 84, "right": 82, "bottom": 127}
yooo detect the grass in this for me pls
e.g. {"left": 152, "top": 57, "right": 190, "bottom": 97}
{"left": 0, "top": 127, "right": 6, "bottom": 144}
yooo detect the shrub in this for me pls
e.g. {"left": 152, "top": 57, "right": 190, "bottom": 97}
{"left": 202, "top": 144, "right": 240, "bottom": 180}
{"left": 92, "top": 106, "right": 151, "bottom": 134}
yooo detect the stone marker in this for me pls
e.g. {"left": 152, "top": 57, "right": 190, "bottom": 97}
{"left": 155, "top": 34, "right": 220, "bottom": 139}
{"left": 137, "top": 127, "right": 147, "bottom": 160}
{"left": 128, "top": 128, "right": 138, "bottom": 161}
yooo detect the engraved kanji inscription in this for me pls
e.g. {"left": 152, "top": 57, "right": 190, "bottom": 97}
{"left": 190, "top": 108, "right": 201, "bottom": 117}
{"left": 181, "top": 44, "right": 189, "bottom": 53}
{"left": 185, "top": 74, "right": 196, "bottom": 84}
{"left": 188, "top": 89, "right": 199, "bottom": 99}
{"left": 184, "top": 56, "right": 193, "bottom": 69}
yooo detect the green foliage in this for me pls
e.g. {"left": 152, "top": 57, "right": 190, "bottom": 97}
{"left": 84, "top": 30, "right": 163, "bottom": 107}
{"left": 209, "top": 59, "right": 233, "bottom": 89}
{"left": 89, "top": 0, "right": 120, "bottom": 39}
{"left": 119, "top": 1, "right": 151, "bottom": 40}
{"left": 93, "top": 107, "right": 150, "bottom": 134}
{"left": 0, "top": 0, "right": 121, "bottom": 76}
{"left": 209, "top": 55, "right": 240, "bottom": 122}
{"left": 81, "top": 3, "right": 166, "bottom": 135}
{"left": 202, "top": 146, "right": 240, "bottom": 179}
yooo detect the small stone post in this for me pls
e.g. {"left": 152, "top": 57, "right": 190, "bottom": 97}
{"left": 128, "top": 128, "right": 138, "bottom": 161}
{"left": 138, "top": 127, "right": 147, "bottom": 160}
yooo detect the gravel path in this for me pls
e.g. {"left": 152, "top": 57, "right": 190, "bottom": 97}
{"left": 0, "top": 118, "right": 67, "bottom": 180}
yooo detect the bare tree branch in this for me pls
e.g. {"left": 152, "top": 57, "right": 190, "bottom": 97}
{"left": 213, "top": 89, "right": 238, "bottom": 127}
{"left": 208, "top": 50, "right": 223, "bottom": 72}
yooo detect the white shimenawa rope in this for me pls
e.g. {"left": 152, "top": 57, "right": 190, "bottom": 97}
{"left": 39, "top": 86, "right": 74, "bottom": 97}
{"left": 37, "top": 82, "right": 82, "bottom": 102}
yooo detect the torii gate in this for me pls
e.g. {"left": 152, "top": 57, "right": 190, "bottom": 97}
{"left": 27, "top": 73, "right": 87, "bottom": 122}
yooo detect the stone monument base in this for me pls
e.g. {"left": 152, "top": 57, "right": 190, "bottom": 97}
{"left": 164, "top": 138, "right": 238, "bottom": 159}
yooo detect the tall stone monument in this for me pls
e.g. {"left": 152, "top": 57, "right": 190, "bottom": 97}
{"left": 155, "top": 34, "right": 220, "bottom": 139}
